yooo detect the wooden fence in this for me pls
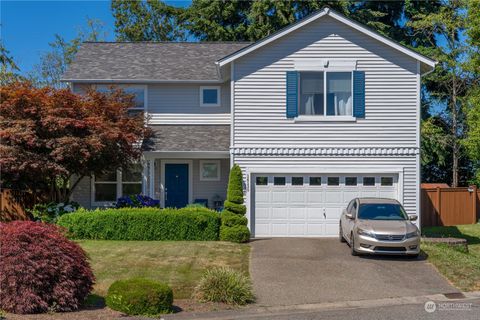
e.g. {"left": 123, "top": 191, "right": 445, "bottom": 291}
{"left": 421, "top": 186, "right": 480, "bottom": 227}
{"left": 0, "top": 189, "right": 37, "bottom": 222}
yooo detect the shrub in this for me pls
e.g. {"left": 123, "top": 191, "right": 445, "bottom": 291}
{"left": 29, "top": 201, "right": 79, "bottom": 223}
{"left": 57, "top": 207, "right": 220, "bottom": 241}
{"left": 220, "top": 225, "right": 250, "bottom": 243}
{"left": 223, "top": 165, "right": 246, "bottom": 215}
{"left": 194, "top": 267, "right": 254, "bottom": 305}
{"left": 106, "top": 278, "right": 173, "bottom": 315}
{"left": 0, "top": 221, "right": 94, "bottom": 314}
{"left": 115, "top": 195, "right": 160, "bottom": 208}
{"left": 221, "top": 210, "right": 248, "bottom": 227}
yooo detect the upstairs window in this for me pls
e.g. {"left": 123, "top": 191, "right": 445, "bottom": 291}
{"left": 200, "top": 86, "right": 220, "bottom": 107}
{"left": 96, "top": 85, "right": 146, "bottom": 115}
{"left": 299, "top": 72, "right": 352, "bottom": 116}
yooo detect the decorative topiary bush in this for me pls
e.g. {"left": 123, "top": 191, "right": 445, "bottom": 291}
{"left": 223, "top": 164, "right": 246, "bottom": 215}
{"left": 221, "top": 210, "right": 248, "bottom": 227}
{"left": 194, "top": 267, "right": 254, "bottom": 305}
{"left": 57, "top": 207, "right": 220, "bottom": 241}
{"left": 106, "top": 278, "right": 173, "bottom": 315}
{"left": 220, "top": 225, "right": 250, "bottom": 243}
{"left": 0, "top": 221, "right": 94, "bottom": 314}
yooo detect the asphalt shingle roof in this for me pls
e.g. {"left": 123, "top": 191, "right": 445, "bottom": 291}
{"left": 145, "top": 125, "right": 230, "bottom": 152}
{"left": 62, "top": 42, "right": 251, "bottom": 81}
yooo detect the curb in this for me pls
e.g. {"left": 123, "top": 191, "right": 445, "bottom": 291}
{"left": 161, "top": 291, "right": 480, "bottom": 320}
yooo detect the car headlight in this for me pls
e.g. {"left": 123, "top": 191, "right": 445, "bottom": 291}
{"left": 357, "top": 228, "right": 375, "bottom": 238}
{"left": 406, "top": 231, "right": 420, "bottom": 239}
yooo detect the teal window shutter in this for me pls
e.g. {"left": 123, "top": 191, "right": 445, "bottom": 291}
{"left": 353, "top": 71, "right": 365, "bottom": 118}
{"left": 286, "top": 71, "right": 298, "bottom": 118}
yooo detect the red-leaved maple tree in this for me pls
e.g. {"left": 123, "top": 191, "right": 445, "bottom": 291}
{"left": 0, "top": 81, "right": 151, "bottom": 202}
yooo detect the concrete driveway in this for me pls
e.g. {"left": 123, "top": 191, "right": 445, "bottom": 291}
{"left": 250, "top": 238, "right": 457, "bottom": 306}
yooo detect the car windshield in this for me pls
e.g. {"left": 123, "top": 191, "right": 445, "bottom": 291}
{"left": 358, "top": 203, "right": 408, "bottom": 220}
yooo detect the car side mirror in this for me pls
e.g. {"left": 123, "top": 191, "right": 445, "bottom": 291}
{"left": 345, "top": 213, "right": 354, "bottom": 220}
{"left": 409, "top": 214, "right": 418, "bottom": 221}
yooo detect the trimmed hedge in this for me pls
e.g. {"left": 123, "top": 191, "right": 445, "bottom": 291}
{"left": 57, "top": 207, "right": 220, "bottom": 241}
{"left": 106, "top": 278, "right": 173, "bottom": 315}
{"left": 220, "top": 225, "right": 250, "bottom": 243}
{"left": 221, "top": 211, "right": 248, "bottom": 227}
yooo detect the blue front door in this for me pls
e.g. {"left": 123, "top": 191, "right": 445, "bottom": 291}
{"left": 165, "top": 163, "right": 189, "bottom": 208}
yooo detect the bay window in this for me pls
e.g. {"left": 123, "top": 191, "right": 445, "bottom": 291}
{"left": 93, "top": 164, "right": 143, "bottom": 204}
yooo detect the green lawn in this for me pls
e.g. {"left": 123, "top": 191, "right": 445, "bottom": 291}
{"left": 78, "top": 240, "right": 250, "bottom": 299}
{"left": 422, "top": 224, "right": 480, "bottom": 291}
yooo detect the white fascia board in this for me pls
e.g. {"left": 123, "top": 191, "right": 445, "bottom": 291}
{"left": 61, "top": 79, "right": 223, "bottom": 84}
{"left": 217, "top": 8, "right": 437, "bottom": 72}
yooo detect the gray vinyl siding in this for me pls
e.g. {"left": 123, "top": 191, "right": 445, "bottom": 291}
{"left": 70, "top": 176, "right": 91, "bottom": 208}
{"left": 192, "top": 159, "right": 230, "bottom": 205}
{"left": 71, "top": 82, "right": 231, "bottom": 114}
{"left": 148, "top": 83, "right": 230, "bottom": 114}
{"left": 233, "top": 16, "right": 419, "bottom": 148}
{"left": 235, "top": 156, "right": 417, "bottom": 215}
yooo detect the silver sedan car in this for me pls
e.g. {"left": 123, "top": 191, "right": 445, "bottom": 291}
{"left": 339, "top": 198, "right": 421, "bottom": 257}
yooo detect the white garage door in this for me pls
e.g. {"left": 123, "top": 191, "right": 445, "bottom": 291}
{"left": 253, "top": 174, "right": 398, "bottom": 237}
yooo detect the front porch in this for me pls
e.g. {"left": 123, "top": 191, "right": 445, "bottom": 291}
{"left": 142, "top": 152, "right": 230, "bottom": 210}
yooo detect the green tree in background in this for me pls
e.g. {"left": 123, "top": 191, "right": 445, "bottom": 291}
{"left": 112, "top": 0, "right": 186, "bottom": 41}
{"left": 0, "top": 42, "right": 23, "bottom": 85}
{"left": 408, "top": 0, "right": 478, "bottom": 187}
{"left": 29, "top": 18, "right": 106, "bottom": 88}
{"left": 463, "top": 0, "right": 480, "bottom": 185}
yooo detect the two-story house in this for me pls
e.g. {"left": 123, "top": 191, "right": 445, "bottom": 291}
{"left": 63, "top": 8, "right": 436, "bottom": 237}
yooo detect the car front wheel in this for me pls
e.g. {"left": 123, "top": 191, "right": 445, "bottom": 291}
{"left": 350, "top": 233, "right": 358, "bottom": 256}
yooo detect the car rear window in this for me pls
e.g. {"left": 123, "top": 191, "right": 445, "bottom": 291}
{"left": 358, "top": 203, "right": 408, "bottom": 220}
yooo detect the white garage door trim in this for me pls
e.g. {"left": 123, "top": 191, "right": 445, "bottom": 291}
{"left": 246, "top": 166, "right": 404, "bottom": 238}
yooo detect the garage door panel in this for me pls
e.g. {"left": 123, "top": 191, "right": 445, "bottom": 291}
{"left": 307, "top": 223, "right": 325, "bottom": 235}
{"left": 289, "top": 207, "right": 306, "bottom": 219}
{"left": 272, "top": 191, "right": 288, "bottom": 202}
{"left": 288, "top": 191, "right": 306, "bottom": 203}
{"left": 272, "top": 224, "right": 288, "bottom": 235}
{"left": 306, "top": 191, "right": 324, "bottom": 203}
{"left": 253, "top": 173, "right": 398, "bottom": 237}
{"left": 256, "top": 207, "right": 270, "bottom": 219}
{"left": 288, "top": 224, "right": 306, "bottom": 235}
{"left": 325, "top": 191, "right": 342, "bottom": 203}
{"left": 256, "top": 190, "right": 270, "bottom": 203}
{"left": 306, "top": 207, "right": 323, "bottom": 219}
{"left": 325, "top": 223, "right": 339, "bottom": 236}
{"left": 272, "top": 207, "right": 288, "bottom": 219}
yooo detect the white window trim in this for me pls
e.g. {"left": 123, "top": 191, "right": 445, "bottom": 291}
{"left": 297, "top": 71, "right": 354, "bottom": 119}
{"left": 91, "top": 167, "right": 143, "bottom": 207}
{"left": 95, "top": 84, "right": 148, "bottom": 111}
{"left": 200, "top": 86, "right": 221, "bottom": 107}
{"left": 199, "top": 160, "right": 221, "bottom": 181}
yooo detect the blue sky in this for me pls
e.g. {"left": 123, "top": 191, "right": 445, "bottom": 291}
{"left": 1, "top": 0, "right": 190, "bottom": 75}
